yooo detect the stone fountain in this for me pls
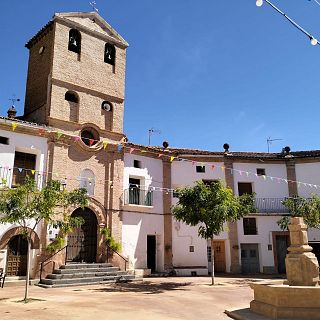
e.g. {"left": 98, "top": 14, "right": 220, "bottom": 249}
{"left": 250, "top": 217, "right": 320, "bottom": 319}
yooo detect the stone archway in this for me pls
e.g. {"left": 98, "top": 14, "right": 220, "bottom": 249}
{"left": 67, "top": 207, "right": 98, "bottom": 263}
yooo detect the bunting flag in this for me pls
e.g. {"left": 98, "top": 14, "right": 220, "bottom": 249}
{"left": 211, "top": 165, "right": 215, "bottom": 170}
{"left": 141, "top": 150, "right": 147, "bottom": 153}
{"left": 129, "top": 148, "right": 135, "bottom": 154}
{"left": 192, "top": 161, "right": 196, "bottom": 166}
{"left": 74, "top": 136, "right": 81, "bottom": 142}
{"left": 57, "top": 132, "right": 63, "bottom": 140}
{"left": 263, "top": 175, "right": 267, "bottom": 181}
{"left": 89, "top": 139, "right": 94, "bottom": 146}
{"left": 221, "top": 166, "right": 225, "bottom": 172}
{"left": 170, "top": 156, "right": 175, "bottom": 162}
{"left": 38, "top": 128, "right": 45, "bottom": 135}
{"left": 103, "top": 142, "right": 108, "bottom": 150}
{"left": 12, "top": 123, "right": 17, "bottom": 131}
{"left": 18, "top": 168, "right": 23, "bottom": 173}
{"left": 31, "top": 170, "right": 35, "bottom": 175}
{"left": 158, "top": 154, "right": 163, "bottom": 158}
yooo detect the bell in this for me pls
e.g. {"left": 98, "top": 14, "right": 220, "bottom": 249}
{"left": 70, "top": 37, "right": 77, "bottom": 47}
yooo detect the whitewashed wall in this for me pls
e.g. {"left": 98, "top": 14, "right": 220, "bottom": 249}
{"left": 296, "top": 163, "right": 320, "bottom": 198}
{"left": 233, "top": 163, "right": 289, "bottom": 198}
{"left": 237, "top": 215, "right": 283, "bottom": 272}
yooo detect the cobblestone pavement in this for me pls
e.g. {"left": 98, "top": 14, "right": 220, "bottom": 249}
{"left": 0, "top": 276, "right": 268, "bottom": 320}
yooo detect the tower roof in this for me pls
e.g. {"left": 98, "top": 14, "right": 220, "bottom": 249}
{"left": 26, "top": 12, "right": 129, "bottom": 49}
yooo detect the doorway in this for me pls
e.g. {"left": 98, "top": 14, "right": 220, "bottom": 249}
{"left": 6, "top": 235, "right": 28, "bottom": 276}
{"left": 67, "top": 208, "right": 98, "bottom": 263}
{"left": 241, "top": 244, "right": 260, "bottom": 274}
{"left": 275, "top": 235, "right": 289, "bottom": 274}
{"left": 147, "top": 235, "right": 156, "bottom": 272}
{"left": 211, "top": 241, "right": 226, "bottom": 273}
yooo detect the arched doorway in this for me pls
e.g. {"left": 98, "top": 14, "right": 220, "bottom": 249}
{"left": 67, "top": 208, "right": 98, "bottom": 263}
{"left": 6, "top": 235, "right": 28, "bottom": 276}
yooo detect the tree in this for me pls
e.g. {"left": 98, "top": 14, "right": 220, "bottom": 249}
{"left": 0, "top": 177, "right": 88, "bottom": 302}
{"left": 172, "top": 180, "right": 254, "bottom": 285}
{"left": 278, "top": 195, "right": 320, "bottom": 230}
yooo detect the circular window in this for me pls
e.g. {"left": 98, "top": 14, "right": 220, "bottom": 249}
{"left": 81, "top": 128, "right": 99, "bottom": 146}
{"left": 101, "top": 101, "right": 113, "bottom": 112}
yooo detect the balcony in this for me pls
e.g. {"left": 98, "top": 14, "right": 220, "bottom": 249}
{"left": 253, "top": 198, "right": 288, "bottom": 214}
{"left": 123, "top": 188, "right": 153, "bottom": 207}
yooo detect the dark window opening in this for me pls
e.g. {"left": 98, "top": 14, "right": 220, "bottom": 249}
{"left": 243, "top": 217, "right": 257, "bottom": 235}
{"left": 0, "top": 136, "right": 9, "bottom": 145}
{"left": 65, "top": 91, "right": 79, "bottom": 103}
{"left": 189, "top": 246, "right": 194, "bottom": 253}
{"left": 12, "top": 152, "right": 36, "bottom": 187}
{"left": 68, "top": 29, "right": 81, "bottom": 54}
{"left": 238, "top": 182, "right": 253, "bottom": 196}
{"left": 196, "top": 165, "right": 205, "bottom": 173}
{"left": 257, "top": 168, "right": 266, "bottom": 176}
{"left": 104, "top": 43, "right": 116, "bottom": 65}
{"left": 134, "top": 160, "right": 141, "bottom": 168}
{"left": 81, "top": 128, "right": 99, "bottom": 147}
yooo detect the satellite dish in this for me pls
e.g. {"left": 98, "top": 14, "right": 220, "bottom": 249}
{"left": 163, "top": 141, "right": 169, "bottom": 148}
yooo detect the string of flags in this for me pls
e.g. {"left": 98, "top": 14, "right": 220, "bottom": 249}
{"left": 3, "top": 118, "right": 320, "bottom": 192}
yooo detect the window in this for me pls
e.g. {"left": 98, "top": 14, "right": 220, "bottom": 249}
{"left": 243, "top": 217, "right": 257, "bottom": 235}
{"left": 256, "top": 168, "right": 266, "bottom": 176}
{"left": 134, "top": 160, "right": 141, "bottom": 168}
{"left": 68, "top": 29, "right": 81, "bottom": 54}
{"left": 189, "top": 246, "right": 194, "bottom": 253}
{"left": 80, "top": 128, "right": 99, "bottom": 147}
{"left": 12, "top": 152, "right": 36, "bottom": 187}
{"left": 65, "top": 91, "right": 79, "bottom": 103}
{"left": 238, "top": 182, "right": 253, "bottom": 196}
{"left": 196, "top": 165, "right": 205, "bottom": 173}
{"left": 0, "top": 136, "right": 9, "bottom": 145}
{"left": 104, "top": 43, "right": 115, "bottom": 65}
{"left": 79, "top": 169, "right": 95, "bottom": 196}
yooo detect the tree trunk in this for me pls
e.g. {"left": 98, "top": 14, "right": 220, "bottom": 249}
{"left": 211, "top": 238, "right": 215, "bottom": 285}
{"left": 24, "top": 237, "right": 31, "bottom": 303}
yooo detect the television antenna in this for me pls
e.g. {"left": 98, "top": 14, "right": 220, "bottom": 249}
{"left": 267, "top": 137, "right": 283, "bottom": 153}
{"left": 89, "top": 1, "right": 99, "bottom": 12}
{"left": 148, "top": 128, "right": 161, "bottom": 146}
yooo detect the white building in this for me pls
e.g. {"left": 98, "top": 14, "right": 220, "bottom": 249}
{"left": 122, "top": 144, "right": 320, "bottom": 276}
{"left": 0, "top": 116, "right": 48, "bottom": 278}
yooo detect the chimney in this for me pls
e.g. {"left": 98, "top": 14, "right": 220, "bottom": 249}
{"left": 7, "top": 106, "right": 17, "bottom": 119}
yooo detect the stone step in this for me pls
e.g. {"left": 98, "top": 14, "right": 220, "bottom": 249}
{"left": 40, "top": 274, "right": 135, "bottom": 286}
{"left": 53, "top": 266, "right": 120, "bottom": 274}
{"left": 60, "top": 263, "right": 113, "bottom": 269}
{"left": 47, "top": 271, "right": 127, "bottom": 279}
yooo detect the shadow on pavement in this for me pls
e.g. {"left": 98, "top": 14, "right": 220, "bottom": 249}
{"left": 90, "top": 281, "right": 192, "bottom": 295}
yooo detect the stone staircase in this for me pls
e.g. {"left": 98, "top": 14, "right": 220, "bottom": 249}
{"left": 38, "top": 263, "right": 136, "bottom": 288}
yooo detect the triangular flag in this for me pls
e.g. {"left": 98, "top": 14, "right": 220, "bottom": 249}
{"left": 57, "top": 132, "right": 63, "bottom": 139}
{"left": 221, "top": 166, "right": 225, "bottom": 171}
{"left": 18, "top": 168, "right": 23, "bottom": 173}
{"left": 103, "top": 142, "right": 108, "bottom": 150}
{"left": 74, "top": 136, "right": 81, "bottom": 142}
{"left": 263, "top": 175, "right": 267, "bottom": 180}
{"left": 192, "top": 161, "right": 196, "bottom": 166}
{"left": 170, "top": 156, "right": 175, "bottom": 162}
{"left": 12, "top": 123, "right": 17, "bottom": 131}
{"left": 141, "top": 150, "right": 147, "bottom": 153}
{"left": 118, "top": 144, "right": 123, "bottom": 152}
{"left": 158, "top": 154, "right": 163, "bottom": 158}
{"left": 31, "top": 170, "right": 35, "bottom": 175}
{"left": 129, "top": 148, "right": 135, "bottom": 154}
{"left": 211, "top": 165, "right": 215, "bottom": 170}
{"left": 89, "top": 139, "right": 94, "bottom": 146}
{"left": 38, "top": 128, "right": 45, "bottom": 135}
{"left": 246, "top": 172, "right": 249, "bottom": 177}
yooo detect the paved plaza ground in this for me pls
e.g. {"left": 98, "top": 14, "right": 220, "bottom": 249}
{"left": 0, "top": 276, "right": 264, "bottom": 320}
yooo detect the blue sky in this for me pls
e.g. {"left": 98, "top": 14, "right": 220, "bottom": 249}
{"left": 0, "top": 0, "right": 320, "bottom": 152}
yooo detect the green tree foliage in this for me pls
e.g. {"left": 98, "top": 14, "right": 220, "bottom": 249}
{"left": 101, "top": 227, "right": 121, "bottom": 253}
{"left": 278, "top": 195, "right": 320, "bottom": 230}
{"left": 0, "top": 177, "right": 88, "bottom": 302}
{"left": 172, "top": 180, "right": 254, "bottom": 284}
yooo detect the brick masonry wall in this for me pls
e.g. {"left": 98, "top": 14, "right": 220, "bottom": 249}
{"left": 24, "top": 25, "right": 55, "bottom": 124}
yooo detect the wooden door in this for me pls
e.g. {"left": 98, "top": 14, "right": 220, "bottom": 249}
{"left": 67, "top": 208, "right": 97, "bottom": 263}
{"left": 6, "top": 235, "right": 28, "bottom": 276}
{"left": 212, "top": 241, "right": 226, "bottom": 273}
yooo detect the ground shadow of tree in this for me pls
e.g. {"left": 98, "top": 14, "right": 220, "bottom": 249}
{"left": 90, "top": 281, "right": 192, "bottom": 295}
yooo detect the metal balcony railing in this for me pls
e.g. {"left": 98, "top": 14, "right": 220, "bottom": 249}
{"left": 253, "top": 198, "right": 288, "bottom": 214}
{"left": 123, "top": 188, "right": 153, "bottom": 206}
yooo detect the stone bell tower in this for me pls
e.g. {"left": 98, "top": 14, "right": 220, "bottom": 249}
{"left": 23, "top": 12, "right": 129, "bottom": 251}
{"left": 24, "top": 12, "right": 128, "bottom": 136}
